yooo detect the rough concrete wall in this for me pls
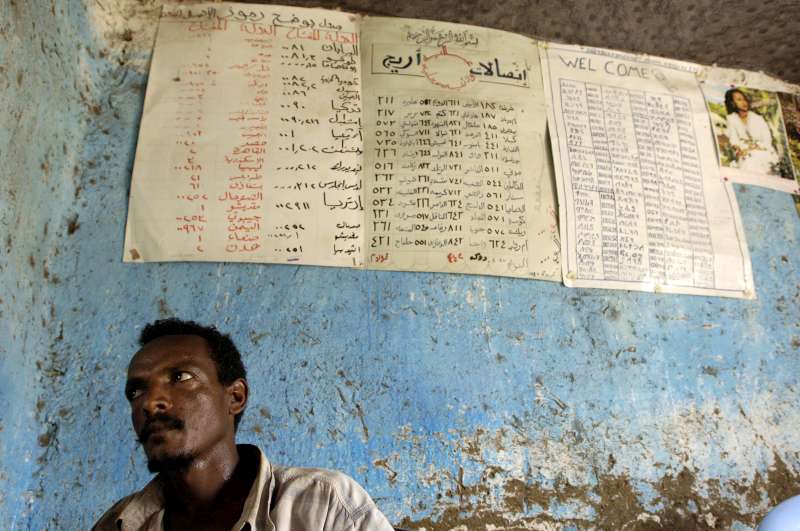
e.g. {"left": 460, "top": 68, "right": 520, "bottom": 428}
{"left": 0, "top": 0, "right": 101, "bottom": 525}
{"left": 1, "top": 1, "right": 799, "bottom": 530}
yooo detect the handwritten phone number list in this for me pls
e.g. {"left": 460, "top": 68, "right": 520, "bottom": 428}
{"left": 559, "top": 79, "right": 715, "bottom": 288}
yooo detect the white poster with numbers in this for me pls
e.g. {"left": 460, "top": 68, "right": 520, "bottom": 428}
{"left": 123, "top": 3, "right": 562, "bottom": 281}
{"left": 540, "top": 43, "right": 755, "bottom": 298}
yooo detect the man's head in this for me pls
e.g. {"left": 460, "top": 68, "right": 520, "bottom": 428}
{"left": 125, "top": 319, "right": 248, "bottom": 473}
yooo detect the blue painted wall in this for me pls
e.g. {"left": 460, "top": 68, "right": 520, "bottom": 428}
{"left": 1, "top": 1, "right": 799, "bottom": 529}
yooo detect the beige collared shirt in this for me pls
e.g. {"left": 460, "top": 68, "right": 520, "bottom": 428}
{"left": 91, "top": 445, "right": 395, "bottom": 531}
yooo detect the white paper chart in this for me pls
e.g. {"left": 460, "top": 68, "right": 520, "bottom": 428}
{"left": 541, "top": 43, "right": 755, "bottom": 298}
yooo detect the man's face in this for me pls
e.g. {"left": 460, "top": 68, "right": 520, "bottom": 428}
{"left": 125, "top": 335, "right": 234, "bottom": 472}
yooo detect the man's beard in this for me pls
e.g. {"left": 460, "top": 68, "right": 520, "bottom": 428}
{"left": 138, "top": 412, "right": 193, "bottom": 473}
{"left": 147, "top": 453, "right": 195, "bottom": 474}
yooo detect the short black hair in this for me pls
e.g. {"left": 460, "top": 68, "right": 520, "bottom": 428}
{"left": 725, "top": 88, "right": 750, "bottom": 115}
{"left": 139, "top": 318, "right": 247, "bottom": 430}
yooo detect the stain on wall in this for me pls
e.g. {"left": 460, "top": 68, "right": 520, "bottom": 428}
{"left": 1, "top": 1, "right": 799, "bottom": 530}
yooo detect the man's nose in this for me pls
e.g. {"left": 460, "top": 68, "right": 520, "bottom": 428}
{"left": 142, "top": 382, "right": 172, "bottom": 416}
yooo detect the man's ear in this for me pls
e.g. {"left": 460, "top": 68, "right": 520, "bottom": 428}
{"left": 227, "top": 378, "right": 248, "bottom": 417}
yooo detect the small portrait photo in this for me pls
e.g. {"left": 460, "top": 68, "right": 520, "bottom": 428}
{"left": 704, "top": 84, "right": 797, "bottom": 192}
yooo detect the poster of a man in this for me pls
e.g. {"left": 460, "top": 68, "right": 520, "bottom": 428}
{"left": 704, "top": 84, "right": 799, "bottom": 194}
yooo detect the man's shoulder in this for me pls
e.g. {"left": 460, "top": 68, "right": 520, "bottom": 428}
{"left": 274, "top": 465, "right": 368, "bottom": 503}
{"left": 271, "top": 464, "right": 387, "bottom": 523}
{"left": 90, "top": 478, "right": 163, "bottom": 531}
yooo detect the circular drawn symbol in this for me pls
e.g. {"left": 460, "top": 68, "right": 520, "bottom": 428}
{"left": 421, "top": 46, "right": 475, "bottom": 90}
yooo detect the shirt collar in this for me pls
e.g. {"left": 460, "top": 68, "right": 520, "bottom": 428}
{"left": 116, "top": 444, "right": 274, "bottom": 531}
{"left": 231, "top": 445, "right": 273, "bottom": 531}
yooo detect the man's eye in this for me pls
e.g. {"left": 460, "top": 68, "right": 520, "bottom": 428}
{"left": 173, "top": 371, "right": 194, "bottom": 382}
{"left": 126, "top": 388, "right": 143, "bottom": 401}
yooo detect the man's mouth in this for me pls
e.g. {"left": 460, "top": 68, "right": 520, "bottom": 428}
{"left": 139, "top": 415, "right": 184, "bottom": 443}
{"left": 145, "top": 424, "right": 173, "bottom": 439}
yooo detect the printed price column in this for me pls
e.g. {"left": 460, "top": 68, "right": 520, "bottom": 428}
{"left": 268, "top": 27, "right": 364, "bottom": 264}
{"left": 368, "top": 94, "right": 531, "bottom": 274}
{"left": 370, "top": 95, "right": 396, "bottom": 266}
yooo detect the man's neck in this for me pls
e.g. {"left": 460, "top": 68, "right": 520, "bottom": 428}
{"left": 161, "top": 442, "right": 257, "bottom": 530}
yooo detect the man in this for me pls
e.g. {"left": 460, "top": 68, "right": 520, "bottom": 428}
{"left": 93, "top": 318, "right": 395, "bottom": 531}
